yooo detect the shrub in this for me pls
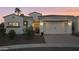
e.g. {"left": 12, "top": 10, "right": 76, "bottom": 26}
{"left": 0, "top": 23, "right": 6, "bottom": 36}
{"left": 8, "top": 30, "right": 16, "bottom": 40}
{"left": 24, "top": 26, "right": 34, "bottom": 39}
{"left": 27, "top": 29, "right": 34, "bottom": 37}
{"left": 0, "top": 28, "right": 6, "bottom": 36}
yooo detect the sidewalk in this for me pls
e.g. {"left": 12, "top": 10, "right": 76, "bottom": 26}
{"left": 1, "top": 43, "right": 79, "bottom": 50}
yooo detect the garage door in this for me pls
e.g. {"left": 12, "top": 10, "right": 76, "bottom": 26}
{"left": 44, "top": 22, "right": 67, "bottom": 34}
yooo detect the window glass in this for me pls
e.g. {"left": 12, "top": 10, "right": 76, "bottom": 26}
{"left": 9, "top": 23, "right": 13, "bottom": 26}
{"left": 8, "top": 22, "right": 19, "bottom": 27}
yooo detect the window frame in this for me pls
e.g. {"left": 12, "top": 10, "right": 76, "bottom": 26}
{"left": 7, "top": 22, "right": 20, "bottom": 28}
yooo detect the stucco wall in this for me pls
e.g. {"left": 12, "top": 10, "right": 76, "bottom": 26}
{"left": 43, "top": 22, "right": 72, "bottom": 34}
{"left": 4, "top": 13, "right": 77, "bottom": 34}
{"left": 4, "top": 14, "right": 24, "bottom": 34}
{"left": 29, "top": 12, "right": 42, "bottom": 20}
{"left": 41, "top": 17, "right": 72, "bottom": 34}
{"left": 77, "top": 17, "right": 79, "bottom": 32}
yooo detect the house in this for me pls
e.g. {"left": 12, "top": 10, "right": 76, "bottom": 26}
{"left": 3, "top": 12, "right": 79, "bottom": 34}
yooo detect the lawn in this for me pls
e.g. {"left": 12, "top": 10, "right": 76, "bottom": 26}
{"left": 0, "top": 35, "right": 45, "bottom": 46}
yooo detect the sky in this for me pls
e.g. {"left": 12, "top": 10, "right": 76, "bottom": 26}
{"left": 0, "top": 7, "right": 79, "bottom": 23}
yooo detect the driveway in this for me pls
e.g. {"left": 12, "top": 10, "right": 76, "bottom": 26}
{"left": 44, "top": 34, "right": 79, "bottom": 43}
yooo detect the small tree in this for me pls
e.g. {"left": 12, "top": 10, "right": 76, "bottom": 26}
{"left": 8, "top": 30, "right": 16, "bottom": 40}
{"left": 0, "top": 23, "right": 6, "bottom": 37}
{"left": 0, "top": 23, "right": 4, "bottom": 28}
{"left": 0, "top": 28, "right": 6, "bottom": 36}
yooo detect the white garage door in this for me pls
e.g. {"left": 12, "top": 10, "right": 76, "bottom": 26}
{"left": 44, "top": 22, "right": 69, "bottom": 34}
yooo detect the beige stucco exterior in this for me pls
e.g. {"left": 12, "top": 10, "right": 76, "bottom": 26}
{"left": 76, "top": 16, "right": 79, "bottom": 32}
{"left": 4, "top": 14, "right": 24, "bottom": 34}
{"left": 3, "top": 12, "right": 79, "bottom": 34}
{"left": 40, "top": 16, "right": 72, "bottom": 34}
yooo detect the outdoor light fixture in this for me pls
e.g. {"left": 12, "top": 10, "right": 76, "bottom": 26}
{"left": 68, "top": 22, "right": 72, "bottom": 26}
{"left": 40, "top": 22, "right": 43, "bottom": 26}
{"left": 32, "top": 23, "right": 34, "bottom": 27}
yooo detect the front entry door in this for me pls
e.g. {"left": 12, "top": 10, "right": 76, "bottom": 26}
{"left": 35, "top": 27, "right": 40, "bottom": 33}
{"left": 32, "top": 20, "right": 40, "bottom": 33}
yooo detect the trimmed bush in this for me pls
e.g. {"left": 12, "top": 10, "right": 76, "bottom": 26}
{"left": 27, "top": 29, "right": 34, "bottom": 38}
{"left": 8, "top": 30, "right": 16, "bottom": 40}
{"left": 0, "top": 23, "right": 6, "bottom": 37}
{"left": 0, "top": 28, "right": 6, "bottom": 37}
{"left": 24, "top": 26, "right": 34, "bottom": 39}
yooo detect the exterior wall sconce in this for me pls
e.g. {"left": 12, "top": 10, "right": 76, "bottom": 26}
{"left": 40, "top": 22, "right": 43, "bottom": 26}
{"left": 32, "top": 23, "right": 34, "bottom": 27}
{"left": 68, "top": 22, "right": 72, "bottom": 26}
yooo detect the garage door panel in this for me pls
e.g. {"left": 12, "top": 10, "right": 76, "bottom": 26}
{"left": 44, "top": 22, "right": 65, "bottom": 34}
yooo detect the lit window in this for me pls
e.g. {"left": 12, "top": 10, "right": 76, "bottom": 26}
{"left": 40, "top": 22, "right": 43, "bottom": 26}
{"left": 16, "top": 23, "right": 19, "bottom": 26}
{"left": 9, "top": 23, "right": 13, "bottom": 26}
{"left": 8, "top": 22, "right": 19, "bottom": 27}
{"left": 13, "top": 23, "right": 19, "bottom": 26}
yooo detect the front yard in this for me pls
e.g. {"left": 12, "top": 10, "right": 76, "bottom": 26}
{"left": 0, "top": 34, "right": 45, "bottom": 46}
{"left": 0, "top": 24, "right": 45, "bottom": 46}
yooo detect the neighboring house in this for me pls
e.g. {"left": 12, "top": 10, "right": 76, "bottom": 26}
{"left": 3, "top": 12, "right": 79, "bottom": 34}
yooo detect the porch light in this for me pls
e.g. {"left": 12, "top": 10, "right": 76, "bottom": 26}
{"left": 32, "top": 23, "right": 34, "bottom": 27}
{"left": 68, "top": 22, "right": 72, "bottom": 26}
{"left": 40, "top": 22, "right": 43, "bottom": 26}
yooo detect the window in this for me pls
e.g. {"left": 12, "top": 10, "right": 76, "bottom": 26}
{"left": 13, "top": 23, "right": 19, "bottom": 26}
{"left": 23, "top": 21, "right": 28, "bottom": 26}
{"left": 7, "top": 22, "right": 20, "bottom": 28}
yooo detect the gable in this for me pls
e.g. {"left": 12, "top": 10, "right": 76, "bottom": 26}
{"left": 3, "top": 14, "right": 23, "bottom": 20}
{"left": 29, "top": 12, "right": 42, "bottom": 15}
{"left": 28, "top": 12, "right": 42, "bottom": 20}
{"left": 3, "top": 14, "right": 19, "bottom": 18}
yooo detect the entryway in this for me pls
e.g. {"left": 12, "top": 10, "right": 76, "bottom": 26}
{"left": 32, "top": 20, "right": 40, "bottom": 34}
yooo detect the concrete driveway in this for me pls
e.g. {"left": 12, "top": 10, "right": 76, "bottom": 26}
{"left": 44, "top": 34, "right": 79, "bottom": 43}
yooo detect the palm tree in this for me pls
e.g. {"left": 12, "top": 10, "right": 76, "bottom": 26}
{"left": 15, "top": 8, "right": 21, "bottom": 15}
{"left": 20, "top": 14, "right": 24, "bottom": 17}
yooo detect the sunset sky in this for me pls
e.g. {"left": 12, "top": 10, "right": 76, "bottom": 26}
{"left": 0, "top": 7, "right": 79, "bottom": 23}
